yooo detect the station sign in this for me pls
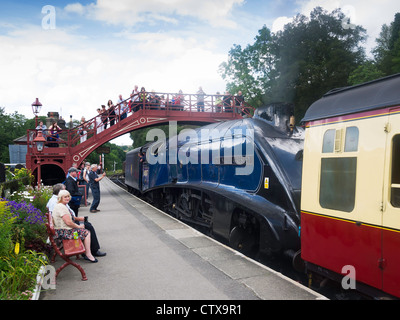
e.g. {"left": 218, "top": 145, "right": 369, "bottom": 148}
{"left": 96, "top": 146, "right": 110, "bottom": 154}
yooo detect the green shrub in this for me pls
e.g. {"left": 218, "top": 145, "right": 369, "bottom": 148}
{"left": 0, "top": 248, "right": 47, "bottom": 300}
{"left": 0, "top": 169, "right": 51, "bottom": 300}
{"left": 0, "top": 202, "right": 14, "bottom": 258}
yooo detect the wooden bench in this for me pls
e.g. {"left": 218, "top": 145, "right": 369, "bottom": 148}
{"left": 45, "top": 212, "right": 88, "bottom": 281}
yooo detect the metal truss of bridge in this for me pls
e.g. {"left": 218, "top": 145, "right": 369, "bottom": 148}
{"left": 25, "top": 91, "right": 254, "bottom": 185}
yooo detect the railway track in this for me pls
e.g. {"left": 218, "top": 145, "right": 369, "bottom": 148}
{"left": 109, "top": 174, "right": 367, "bottom": 300}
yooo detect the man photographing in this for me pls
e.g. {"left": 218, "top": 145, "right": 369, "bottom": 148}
{"left": 88, "top": 164, "right": 106, "bottom": 213}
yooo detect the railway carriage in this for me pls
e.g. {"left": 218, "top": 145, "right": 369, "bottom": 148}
{"left": 301, "top": 73, "right": 400, "bottom": 298}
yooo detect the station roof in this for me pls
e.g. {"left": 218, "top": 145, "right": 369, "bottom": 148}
{"left": 302, "top": 73, "right": 400, "bottom": 122}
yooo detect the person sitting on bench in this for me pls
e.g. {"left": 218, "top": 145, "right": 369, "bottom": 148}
{"left": 52, "top": 190, "right": 98, "bottom": 263}
{"left": 47, "top": 183, "right": 106, "bottom": 258}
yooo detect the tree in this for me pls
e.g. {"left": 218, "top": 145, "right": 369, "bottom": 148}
{"left": 348, "top": 61, "right": 385, "bottom": 85}
{"left": 0, "top": 108, "right": 33, "bottom": 163}
{"left": 129, "top": 124, "right": 199, "bottom": 149}
{"left": 85, "top": 142, "right": 126, "bottom": 172}
{"left": 273, "top": 8, "right": 366, "bottom": 119}
{"left": 219, "top": 27, "right": 274, "bottom": 108}
{"left": 219, "top": 7, "right": 367, "bottom": 121}
{"left": 373, "top": 13, "right": 400, "bottom": 75}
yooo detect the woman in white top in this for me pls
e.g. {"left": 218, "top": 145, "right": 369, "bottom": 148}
{"left": 96, "top": 108, "right": 104, "bottom": 134}
{"left": 52, "top": 190, "right": 98, "bottom": 263}
{"left": 79, "top": 117, "right": 88, "bottom": 143}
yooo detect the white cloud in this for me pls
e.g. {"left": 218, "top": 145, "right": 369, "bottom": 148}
{"left": 65, "top": 0, "right": 244, "bottom": 28}
{"left": 0, "top": 23, "right": 226, "bottom": 133}
{"left": 271, "top": 16, "right": 294, "bottom": 33}
{"left": 118, "top": 31, "right": 227, "bottom": 93}
{"left": 64, "top": 3, "right": 87, "bottom": 15}
{"left": 86, "top": 58, "right": 104, "bottom": 75}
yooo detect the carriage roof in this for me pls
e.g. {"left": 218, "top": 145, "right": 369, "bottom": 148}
{"left": 302, "top": 73, "right": 400, "bottom": 122}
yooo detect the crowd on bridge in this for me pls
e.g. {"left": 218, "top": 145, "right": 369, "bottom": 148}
{"left": 34, "top": 85, "right": 247, "bottom": 146}
{"left": 93, "top": 85, "right": 247, "bottom": 135}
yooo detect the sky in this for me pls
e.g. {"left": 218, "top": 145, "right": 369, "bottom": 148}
{"left": 1, "top": 0, "right": 400, "bottom": 145}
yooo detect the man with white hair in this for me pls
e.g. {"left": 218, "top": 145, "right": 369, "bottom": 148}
{"left": 65, "top": 166, "right": 82, "bottom": 216}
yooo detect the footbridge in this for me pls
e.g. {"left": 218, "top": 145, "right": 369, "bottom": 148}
{"left": 26, "top": 91, "right": 254, "bottom": 185}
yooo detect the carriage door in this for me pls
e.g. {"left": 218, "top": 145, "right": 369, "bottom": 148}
{"left": 382, "top": 106, "right": 400, "bottom": 297}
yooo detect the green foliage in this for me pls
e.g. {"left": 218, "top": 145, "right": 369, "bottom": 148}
{"left": 130, "top": 125, "right": 171, "bottom": 149}
{"left": 219, "top": 7, "right": 367, "bottom": 122}
{"left": 0, "top": 202, "right": 14, "bottom": 258}
{"left": 219, "top": 27, "right": 273, "bottom": 108}
{"left": 13, "top": 168, "right": 34, "bottom": 189}
{"left": 0, "top": 108, "right": 34, "bottom": 163}
{"left": 31, "top": 186, "right": 53, "bottom": 214}
{"left": 8, "top": 184, "right": 52, "bottom": 215}
{"left": 374, "top": 13, "right": 400, "bottom": 75}
{"left": 4, "top": 198, "right": 49, "bottom": 253}
{"left": 0, "top": 249, "right": 47, "bottom": 300}
{"left": 348, "top": 61, "right": 385, "bottom": 85}
{"left": 129, "top": 124, "right": 200, "bottom": 149}
{"left": 13, "top": 168, "right": 33, "bottom": 181}
{"left": 0, "top": 173, "right": 51, "bottom": 300}
{"left": 0, "top": 185, "right": 50, "bottom": 299}
{"left": 0, "top": 222, "right": 46, "bottom": 300}
{"left": 0, "top": 168, "right": 35, "bottom": 199}
{"left": 85, "top": 141, "right": 129, "bottom": 172}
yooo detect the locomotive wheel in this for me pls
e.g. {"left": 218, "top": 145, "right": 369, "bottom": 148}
{"left": 177, "top": 193, "right": 191, "bottom": 219}
{"left": 292, "top": 249, "right": 305, "bottom": 273}
{"left": 229, "top": 226, "right": 256, "bottom": 255}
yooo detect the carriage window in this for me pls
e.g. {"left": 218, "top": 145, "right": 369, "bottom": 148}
{"left": 323, "top": 127, "right": 359, "bottom": 153}
{"left": 391, "top": 135, "right": 400, "bottom": 207}
{"left": 320, "top": 157, "right": 357, "bottom": 212}
{"left": 322, "top": 130, "right": 335, "bottom": 153}
{"left": 344, "top": 127, "right": 359, "bottom": 152}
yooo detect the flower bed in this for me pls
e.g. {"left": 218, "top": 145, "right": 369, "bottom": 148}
{"left": 0, "top": 168, "right": 52, "bottom": 300}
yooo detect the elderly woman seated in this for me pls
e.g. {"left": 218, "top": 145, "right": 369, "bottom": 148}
{"left": 52, "top": 190, "right": 98, "bottom": 263}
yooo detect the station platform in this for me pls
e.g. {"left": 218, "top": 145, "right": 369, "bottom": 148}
{"left": 40, "top": 178, "right": 327, "bottom": 301}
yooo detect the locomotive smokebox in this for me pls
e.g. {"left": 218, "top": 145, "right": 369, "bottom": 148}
{"left": 254, "top": 103, "right": 295, "bottom": 133}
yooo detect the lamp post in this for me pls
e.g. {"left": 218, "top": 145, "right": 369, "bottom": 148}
{"left": 33, "top": 130, "right": 46, "bottom": 188}
{"left": 31, "top": 98, "right": 42, "bottom": 127}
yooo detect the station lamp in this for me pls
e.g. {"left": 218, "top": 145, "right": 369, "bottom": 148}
{"left": 33, "top": 120, "right": 46, "bottom": 187}
{"left": 31, "top": 98, "right": 42, "bottom": 127}
{"left": 33, "top": 130, "right": 46, "bottom": 152}
{"left": 32, "top": 98, "right": 42, "bottom": 115}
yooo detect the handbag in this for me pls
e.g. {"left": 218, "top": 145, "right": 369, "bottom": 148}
{"left": 70, "top": 195, "right": 82, "bottom": 206}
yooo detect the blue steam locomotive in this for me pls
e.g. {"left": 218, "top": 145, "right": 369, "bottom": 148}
{"left": 125, "top": 104, "right": 304, "bottom": 262}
